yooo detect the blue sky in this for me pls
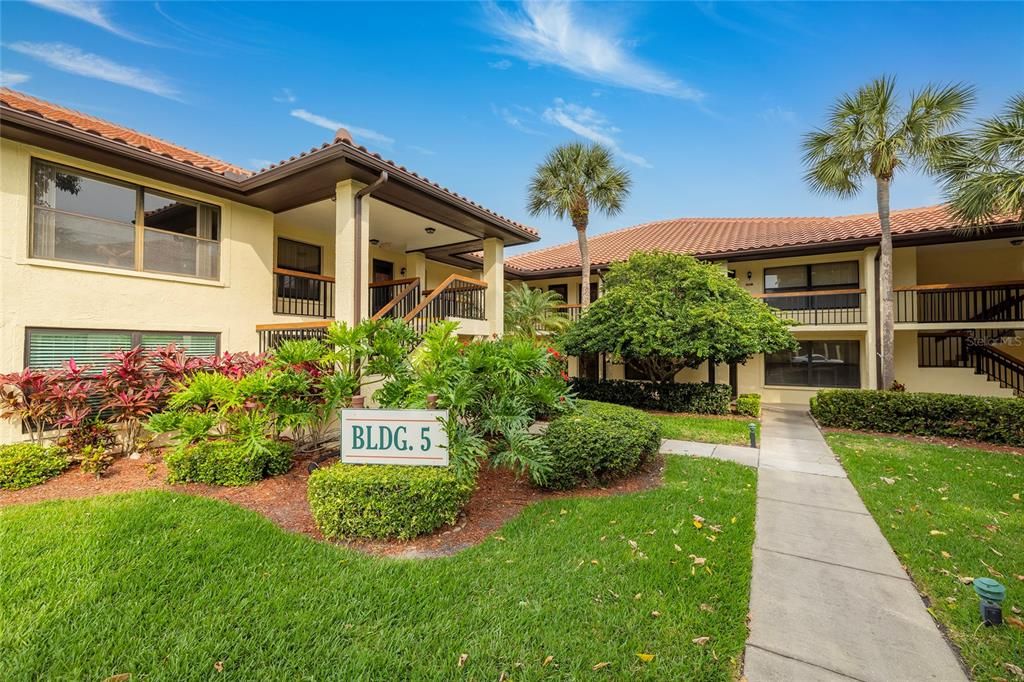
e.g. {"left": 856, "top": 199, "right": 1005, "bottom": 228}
{"left": 2, "top": 1, "right": 1022, "bottom": 250}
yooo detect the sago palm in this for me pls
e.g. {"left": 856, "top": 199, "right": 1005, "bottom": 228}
{"left": 527, "top": 142, "right": 631, "bottom": 308}
{"left": 504, "top": 282, "right": 572, "bottom": 338}
{"left": 940, "top": 92, "right": 1024, "bottom": 227}
{"left": 802, "top": 76, "right": 974, "bottom": 389}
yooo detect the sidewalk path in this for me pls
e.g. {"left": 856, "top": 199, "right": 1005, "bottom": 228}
{"left": 661, "top": 406, "right": 967, "bottom": 681}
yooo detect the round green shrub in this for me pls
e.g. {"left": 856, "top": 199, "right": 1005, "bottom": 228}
{"left": 540, "top": 400, "right": 662, "bottom": 490}
{"left": 307, "top": 464, "right": 475, "bottom": 540}
{"left": 735, "top": 393, "right": 761, "bottom": 418}
{"left": 165, "top": 440, "right": 293, "bottom": 486}
{"left": 0, "top": 443, "right": 69, "bottom": 490}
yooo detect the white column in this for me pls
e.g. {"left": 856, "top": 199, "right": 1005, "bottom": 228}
{"left": 482, "top": 237, "right": 504, "bottom": 336}
{"left": 863, "top": 246, "right": 879, "bottom": 390}
{"left": 335, "top": 180, "right": 369, "bottom": 325}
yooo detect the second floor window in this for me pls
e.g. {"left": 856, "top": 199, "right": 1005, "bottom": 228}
{"left": 764, "top": 261, "right": 859, "bottom": 310}
{"left": 31, "top": 160, "right": 221, "bottom": 280}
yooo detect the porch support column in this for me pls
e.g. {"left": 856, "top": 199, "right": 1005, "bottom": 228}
{"left": 405, "top": 251, "right": 427, "bottom": 287}
{"left": 335, "top": 180, "right": 369, "bottom": 326}
{"left": 482, "top": 237, "right": 504, "bottom": 336}
{"left": 863, "top": 246, "right": 880, "bottom": 390}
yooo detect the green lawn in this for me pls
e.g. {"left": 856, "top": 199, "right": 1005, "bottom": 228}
{"left": 652, "top": 413, "right": 759, "bottom": 446}
{"left": 0, "top": 456, "right": 756, "bottom": 681}
{"left": 827, "top": 433, "right": 1024, "bottom": 681}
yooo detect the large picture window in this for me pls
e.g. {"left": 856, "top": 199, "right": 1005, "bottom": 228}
{"left": 31, "top": 160, "right": 221, "bottom": 280}
{"left": 764, "top": 262, "right": 859, "bottom": 310}
{"left": 765, "top": 340, "right": 861, "bottom": 388}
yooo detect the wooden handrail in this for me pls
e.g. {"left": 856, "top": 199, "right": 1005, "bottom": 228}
{"left": 556, "top": 304, "right": 583, "bottom": 309}
{"left": 256, "top": 320, "right": 332, "bottom": 331}
{"left": 368, "top": 277, "right": 419, "bottom": 289}
{"left": 371, "top": 279, "right": 421, "bottom": 321}
{"left": 894, "top": 279, "right": 1024, "bottom": 292}
{"left": 403, "top": 274, "right": 487, "bottom": 322}
{"left": 273, "top": 267, "right": 335, "bottom": 283}
{"left": 754, "top": 287, "right": 865, "bottom": 299}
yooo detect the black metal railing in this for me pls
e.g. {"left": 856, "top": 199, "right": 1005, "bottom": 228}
{"left": 405, "top": 275, "right": 487, "bottom": 335}
{"left": 370, "top": 278, "right": 420, "bottom": 320}
{"left": 896, "top": 281, "right": 1024, "bottom": 324}
{"left": 917, "top": 331, "right": 1024, "bottom": 396}
{"left": 974, "top": 345, "right": 1024, "bottom": 396}
{"left": 257, "top": 324, "right": 329, "bottom": 353}
{"left": 758, "top": 289, "right": 865, "bottom": 325}
{"left": 273, "top": 268, "right": 335, "bottom": 318}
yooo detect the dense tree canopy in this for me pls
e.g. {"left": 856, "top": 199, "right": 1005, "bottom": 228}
{"left": 561, "top": 252, "right": 797, "bottom": 382}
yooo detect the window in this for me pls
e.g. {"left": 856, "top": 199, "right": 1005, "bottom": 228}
{"left": 765, "top": 340, "right": 861, "bottom": 388}
{"left": 548, "top": 284, "right": 568, "bottom": 302}
{"left": 31, "top": 160, "right": 221, "bottom": 280}
{"left": 577, "top": 282, "right": 599, "bottom": 302}
{"left": 579, "top": 353, "right": 600, "bottom": 379}
{"left": 764, "top": 261, "right": 859, "bottom": 310}
{"left": 26, "top": 328, "right": 219, "bottom": 372}
{"left": 277, "top": 238, "right": 322, "bottom": 300}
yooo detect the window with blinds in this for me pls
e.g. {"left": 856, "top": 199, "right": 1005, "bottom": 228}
{"left": 26, "top": 328, "right": 219, "bottom": 372}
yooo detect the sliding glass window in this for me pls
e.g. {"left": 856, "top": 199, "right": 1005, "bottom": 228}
{"left": 764, "top": 340, "right": 861, "bottom": 388}
{"left": 31, "top": 160, "right": 220, "bottom": 280}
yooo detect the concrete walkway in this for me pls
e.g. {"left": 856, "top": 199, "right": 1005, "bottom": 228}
{"left": 661, "top": 406, "right": 967, "bottom": 682}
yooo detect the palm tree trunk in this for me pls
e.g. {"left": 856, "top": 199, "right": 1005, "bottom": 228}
{"left": 575, "top": 222, "right": 591, "bottom": 308}
{"left": 876, "top": 177, "right": 896, "bottom": 390}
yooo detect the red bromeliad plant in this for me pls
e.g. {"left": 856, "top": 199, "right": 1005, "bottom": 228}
{"left": 0, "top": 368, "right": 61, "bottom": 443}
{"left": 97, "top": 347, "right": 165, "bottom": 455}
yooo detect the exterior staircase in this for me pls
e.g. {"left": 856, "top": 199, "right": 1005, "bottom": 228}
{"left": 917, "top": 330, "right": 1024, "bottom": 397}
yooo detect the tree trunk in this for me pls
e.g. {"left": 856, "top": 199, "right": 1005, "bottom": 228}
{"left": 575, "top": 222, "right": 591, "bottom": 308}
{"left": 876, "top": 177, "right": 896, "bottom": 390}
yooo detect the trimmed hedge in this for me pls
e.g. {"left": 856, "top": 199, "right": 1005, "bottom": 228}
{"left": 540, "top": 400, "right": 662, "bottom": 490}
{"left": 165, "top": 440, "right": 293, "bottom": 486}
{"left": 0, "top": 443, "right": 69, "bottom": 490}
{"left": 308, "top": 464, "right": 475, "bottom": 540}
{"left": 810, "top": 389, "right": 1024, "bottom": 446}
{"left": 570, "top": 378, "right": 731, "bottom": 414}
{"left": 735, "top": 393, "right": 761, "bottom": 418}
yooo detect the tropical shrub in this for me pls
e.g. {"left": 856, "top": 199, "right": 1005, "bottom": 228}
{"left": 504, "top": 282, "right": 572, "bottom": 338}
{"left": 570, "top": 378, "right": 732, "bottom": 414}
{"left": 810, "top": 389, "right": 1024, "bottom": 446}
{"left": 165, "top": 439, "right": 293, "bottom": 486}
{"left": 540, "top": 400, "right": 661, "bottom": 490}
{"left": 78, "top": 445, "right": 114, "bottom": 478}
{"left": 735, "top": 393, "right": 761, "bottom": 418}
{"left": 0, "top": 443, "right": 69, "bottom": 490}
{"left": 307, "top": 463, "right": 475, "bottom": 540}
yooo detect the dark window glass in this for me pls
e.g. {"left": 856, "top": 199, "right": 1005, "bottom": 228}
{"left": 765, "top": 340, "right": 861, "bottom": 388}
{"left": 548, "top": 284, "right": 568, "bottom": 302}
{"left": 577, "top": 282, "right": 599, "bottom": 302}
{"left": 579, "top": 353, "right": 600, "bottom": 379}
{"left": 276, "top": 238, "right": 323, "bottom": 300}
{"left": 765, "top": 262, "right": 859, "bottom": 311}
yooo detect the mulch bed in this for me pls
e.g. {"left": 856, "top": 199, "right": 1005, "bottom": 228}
{"left": 0, "top": 453, "right": 665, "bottom": 558}
{"left": 820, "top": 427, "right": 1023, "bottom": 456}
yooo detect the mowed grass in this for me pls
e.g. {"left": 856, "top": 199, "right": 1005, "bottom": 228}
{"left": 0, "top": 456, "right": 756, "bottom": 681}
{"left": 827, "top": 433, "right": 1024, "bottom": 681}
{"left": 652, "top": 413, "right": 759, "bottom": 446}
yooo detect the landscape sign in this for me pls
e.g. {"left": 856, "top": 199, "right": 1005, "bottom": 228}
{"left": 340, "top": 409, "right": 449, "bottom": 466}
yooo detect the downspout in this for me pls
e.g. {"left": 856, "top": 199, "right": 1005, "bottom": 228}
{"left": 353, "top": 172, "right": 389, "bottom": 321}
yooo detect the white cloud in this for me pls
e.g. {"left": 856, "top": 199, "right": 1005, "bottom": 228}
{"left": 273, "top": 88, "right": 296, "bottom": 103}
{"left": 483, "top": 1, "right": 703, "bottom": 101}
{"left": 542, "top": 99, "right": 651, "bottom": 168}
{"left": 759, "top": 106, "right": 798, "bottom": 125}
{"left": 28, "top": 0, "right": 149, "bottom": 43}
{"left": 409, "top": 145, "right": 436, "bottom": 156}
{"left": 0, "top": 71, "right": 31, "bottom": 87}
{"left": 488, "top": 59, "right": 513, "bottom": 70}
{"left": 492, "top": 103, "right": 543, "bottom": 135}
{"left": 7, "top": 42, "right": 180, "bottom": 99}
{"left": 290, "top": 108, "right": 395, "bottom": 146}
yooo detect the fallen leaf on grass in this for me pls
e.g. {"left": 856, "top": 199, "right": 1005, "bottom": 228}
{"left": 651, "top": 610, "right": 661, "bottom": 618}
{"left": 1005, "top": 662, "right": 1023, "bottom": 679}
{"left": 674, "top": 544, "right": 682, "bottom": 552}
{"left": 592, "top": 661, "right": 610, "bottom": 671}
{"left": 929, "top": 530, "right": 946, "bottom": 536}
{"left": 958, "top": 576, "right": 974, "bottom": 585}
{"left": 700, "top": 603, "right": 715, "bottom": 613}
{"left": 1006, "top": 616, "right": 1024, "bottom": 631}
{"left": 692, "top": 637, "right": 711, "bottom": 646}
{"left": 1013, "top": 493, "right": 1020, "bottom": 501}
{"left": 458, "top": 653, "right": 468, "bottom": 668}
{"left": 940, "top": 551, "right": 951, "bottom": 559}
{"left": 880, "top": 477, "right": 896, "bottom": 485}
{"left": 689, "top": 555, "right": 706, "bottom": 566}
{"left": 542, "top": 655, "right": 553, "bottom": 667}
{"left": 213, "top": 662, "right": 224, "bottom": 673}
{"left": 636, "top": 653, "right": 655, "bottom": 662}
{"left": 102, "top": 676, "right": 132, "bottom": 682}
{"left": 1012, "top": 605, "right": 1022, "bottom": 615}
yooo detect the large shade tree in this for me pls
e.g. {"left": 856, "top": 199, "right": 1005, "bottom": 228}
{"left": 527, "top": 142, "right": 631, "bottom": 308}
{"left": 561, "top": 252, "right": 797, "bottom": 382}
{"left": 940, "top": 92, "right": 1024, "bottom": 226}
{"left": 504, "top": 282, "right": 572, "bottom": 339}
{"left": 802, "top": 76, "right": 974, "bottom": 389}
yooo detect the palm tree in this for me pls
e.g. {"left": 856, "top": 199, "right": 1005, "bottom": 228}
{"left": 940, "top": 92, "right": 1024, "bottom": 227}
{"left": 504, "top": 282, "right": 572, "bottom": 338}
{"left": 527, "top": 142, "right": 631, "bottom": 308}
{"left": 802, "top": 76, "right": 974, "bottom": 389}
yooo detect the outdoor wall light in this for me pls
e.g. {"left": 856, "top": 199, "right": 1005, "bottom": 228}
{"left": 746, "top": 271, "right": 752, "bottom": 281}
{"left": 973, "top": 577, "right": 1006, "bottom": 626}
{"left": 400, "top": 267, "right": 406, "bottom": 275}
{"left": 369, "top": 238, "right": 380, "bottom": 246}
{"left": 425, "top": 226, "right": 436, "bottom": 235}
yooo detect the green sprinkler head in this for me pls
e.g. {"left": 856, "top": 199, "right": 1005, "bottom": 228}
{"left": 973, "top": 577, "right": 1006, "bottom": 626}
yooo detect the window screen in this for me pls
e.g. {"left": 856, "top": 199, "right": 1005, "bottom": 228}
{"left": 764, "top": 340, "right": 861, "bottom": 388}
{"left": 27, "top": 328, "right": 219, "bottom": 372}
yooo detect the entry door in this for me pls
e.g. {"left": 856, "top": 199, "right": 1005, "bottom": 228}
{"left": 371, "top": 259, "right": 395, "bottom": 313}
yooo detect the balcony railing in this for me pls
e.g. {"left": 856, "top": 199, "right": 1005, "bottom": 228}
{"left": 256, "top": 321, "right": 330, "bottom": 353}
{"left": 273, "top": 268, "right": 335, "bottom": 318}
{"left": 370, "top": 277, "right": 421, "bottom": 320}
{"left": 895, "top": 280, "right": 1024, "bottom": 324}
{"left": 756, "top": 288, "right": 866, "bottom": 325}
{"left": 404, "top": 275, "right": 487, "bottom": 334}
{"left": 554, "top": 304, "right": 582, "bottom": 323}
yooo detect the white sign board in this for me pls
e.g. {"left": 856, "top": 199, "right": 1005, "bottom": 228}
{"left": 340, "top": 409, "right": 449, "bottom": 466}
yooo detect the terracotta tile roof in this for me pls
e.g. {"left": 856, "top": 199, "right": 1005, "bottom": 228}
{"left": 0, "top": 87, "right": 537, "bottom": 238}
{"left": 505, "top": 205, "right": 1022, "bottom": 273}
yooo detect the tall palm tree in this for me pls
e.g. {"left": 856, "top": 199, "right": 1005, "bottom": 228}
{"left": 802, "top": 76, "right": 974, "bottom": 389}
{"left": 504, "top": 282, "right": 572, "bottom": 338}
{"left": 527, "top": 142, "right": 631, "bottom": 308}
{"left": 940, "top": 92, "right": 1024, "bottom": 227}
